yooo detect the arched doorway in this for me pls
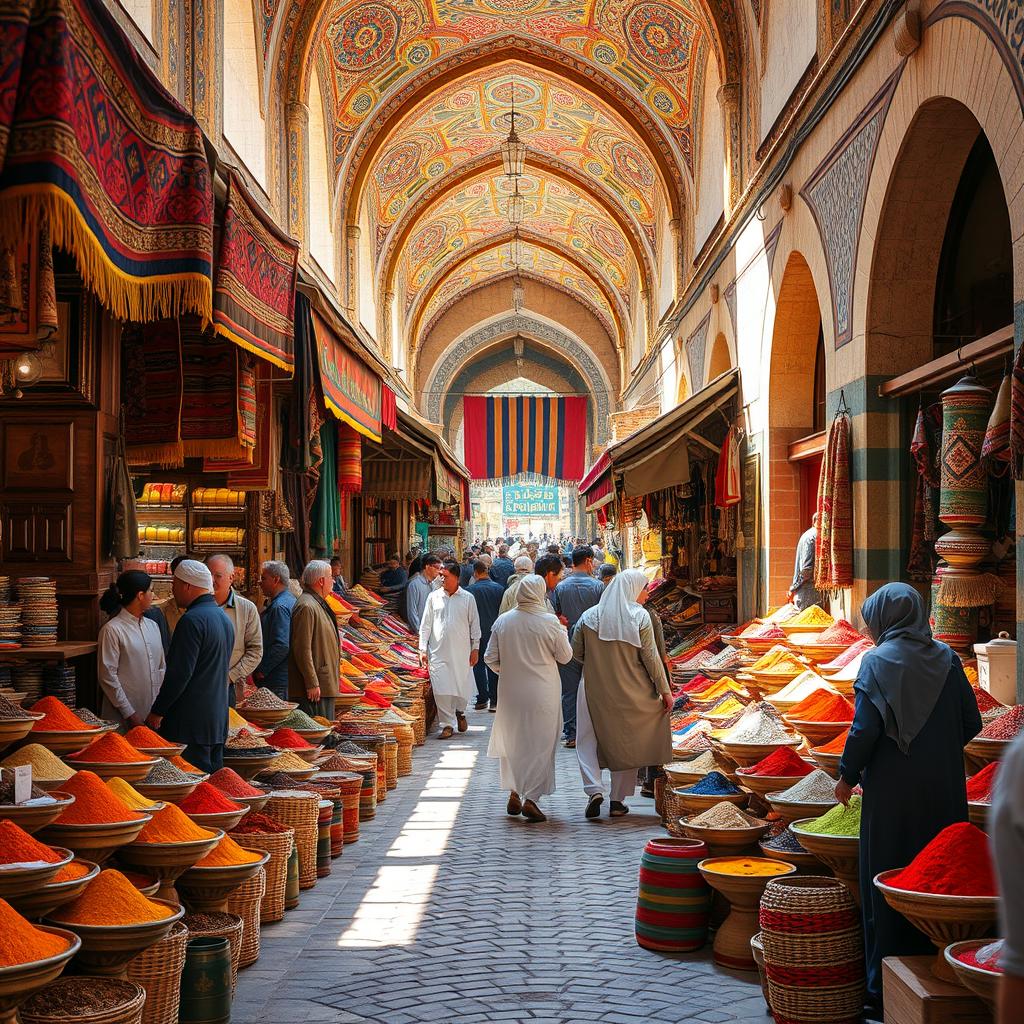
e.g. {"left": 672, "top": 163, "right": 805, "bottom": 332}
{"left": 708, "top": 332, "right": 731, "bottom": 381}
{"left": 767, "top": 251, "right": 825, "bottom": 605}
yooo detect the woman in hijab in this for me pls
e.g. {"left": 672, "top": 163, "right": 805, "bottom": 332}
{"left": 572, "top": 568, "right": 672, "bottom": 819}
{"left": 484, "top": 575, "right": 574, "bottom": 823}
{"left": 835, "top": 582, "right": 982, "bottom": 1014}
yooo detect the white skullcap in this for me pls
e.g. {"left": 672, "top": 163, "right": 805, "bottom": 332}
{"left": 514, "top": 555, "right": 534, "bottom": 571}
{"left": 174, "top": 559, "right": 213, "bottom": 591}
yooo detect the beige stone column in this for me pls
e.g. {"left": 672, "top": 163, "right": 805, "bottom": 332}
{"left": 382, "top": 290, "right": 395, "bottom": 361}
{"left": 346, "top": 223, "right": 361, "bottom": 318}
{"left": 669, "top": 218, "right": 682, "bottom": 297}
{"left": 717, "top": 81, "right": 741, "bottom": 210}
{"left": 286, "top": 101, "right": 309, "bottom": 248}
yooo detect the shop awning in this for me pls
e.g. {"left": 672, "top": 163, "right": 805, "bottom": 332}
{"left": 607, "top": 369, "right": 739, "bottom": 498}
{"left": 311, "top": 310, "right": 383, "bottom": 442}
{"left": 578, "top": 451, "right": 613, "bottom": 512}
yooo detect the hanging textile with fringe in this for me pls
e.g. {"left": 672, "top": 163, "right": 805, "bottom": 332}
{"left": 122, "top": 319, "right": 183, "bottom": 466}
{"left": 814, "top": 408, "right": 853, "bottom": 594}
{"left": 714, "top": 426, "right": 741, "bottom": 507}
{"left": 0, "top": 0, "right": 213, "bottom": 323}
{"left": 337, "top": 423, "right": 362, "bottom": 494}
{"left": 906, "top": 402, "right": 941, "bottom": 581}
{"left": 0, "top": 217, "right": 57, "bottom": 351}
{"left": 1011, "top": 342, "right": 1024, "bottom": 479}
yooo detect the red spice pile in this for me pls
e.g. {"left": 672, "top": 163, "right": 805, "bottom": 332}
{"left": 67, "top": 733, "right": 152, "bottom": 764}
{"left": 816, "top": 619, "right": 864, "bottom": 645}
{"left": 955, "top": 940, "right": 1004, "bottom": 974}
{"left": 820, "top": 639, "right": 874, "bottom": 670}
{"left": 30, "top": 697, "right": 91, "bottom": 732}
{"left": 0, "top": 820, "right": 63, "bottom": 864}
{"left": 966, "top": 762, "right": 999, "bottom": 803}
{"left": 979, "top": 705, "right": 1024, "bottom": 740}
{"left": 887, "top": 822, "right": 997, "bottom": 896}
{"left": 208, "top": 768, "right": 262, "bottom": 798}
{"left": 178, "top": 782, "right": 243, "bottom": 815}
{"left": 268, "top": 728, "right": 314, "bottom": 750}
{"left": 742, "top": 746, "right": 813, "bottom": 778}
{"left": 814, "top": 728, "right": 850, "bottom": 755}
{"left": 124, "top": 725, "right": 170, "bottom": 748}
{"left": 232, "top": 812, "right": 291, "bottom": 835}
{"left": 788, "top": 691, "right": 855, "bottom": 723}
{"left": 753, "top": 623, "right": 786, "bottom": 639}
{"left": 972, "top": 686, "right": 1004, "bottom": 714}
{"left": 682, "top": 674, "right": 713, "bottom": 694}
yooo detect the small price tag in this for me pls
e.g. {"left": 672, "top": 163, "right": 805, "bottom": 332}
{"left": 13, "top": 764, "right": 31, "bottom": 804}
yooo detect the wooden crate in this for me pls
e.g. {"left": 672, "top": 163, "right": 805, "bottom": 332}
{"left": 882, "top": 956, "right": 992, "bottom": 1024}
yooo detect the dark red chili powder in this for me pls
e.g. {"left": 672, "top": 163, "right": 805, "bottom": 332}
{"left": 965, "top": 762, "right": 999, "bottom": 803}
{"left": 268, "top": 728, "right": 314, "bottom": 750}
{"left": 972, "top": 686, "right": 1004, "bottom": 714}
{"left": 208, "top": 768, "right": 262, "bottom": 798}
{"left": 887, "top": 822, "right": 997, "bottom": 896}
{"left": 742, "top": 746, "right": 813, "bottom": 778}
{"left": 231, "top": 812, "right": 291, "bottom": 835}
{"left": 979, "top": 705, "right": 1024, "bottom": 740}
{"left": 177, "top": 782, "right": 242, "bottom": 815}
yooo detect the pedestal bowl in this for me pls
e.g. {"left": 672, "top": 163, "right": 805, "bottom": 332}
{"left": 0, "top": 847, "right": 75, "bottom": 900}
{"left": 783, "top": 718, "right": 850, "bottom": 747}
{"left": 0, "top": 793, "right": 75, "bottom": 834}
{"left": 63, "top": 758, "right": 159, "bottom": 785}
{"left": 114, "top": 831, "right": 224, "bottom": 904}
{"left": 176, "top": 850, "right": 270, "bottom": 912}
{"left": 133, "top": 777, "right": 207, "bottom": 804}
{"left": 222, "top": 752, "right": 278, "bottom": 780}
{"left": 677, "top": 818, "right": 770, "bottom": 858}
{"left": 37, "top": 815, "right": 151, "bottom": 864}
{"left": 718, "top": 738, "right": 802, "bottom": 768}
{"left": 943, "top": 939, "right": 1001, "bottom": 1010}
{"left": 28, "top": 728, "right": 101, "bottom": 755}
{"left": 790, "top": 821, "right": 860, "bottom": 905}
{"left": 765, "top": 793, "right": 838, "bottom": 827}
{"left": 185, "top": 805, "right": 249, "bottom": 833}
{"left": 0, "top": 715, "right": 44, "bottom": 753}
{"left": 9, "top": 860, "right": 99, "bottom": 920}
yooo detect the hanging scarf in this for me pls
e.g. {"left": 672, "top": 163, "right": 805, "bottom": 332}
{"left": 814, "top": 412, "right": 853, "bottom": 593}
{"left": 714, "top": 426, "right": 741, "bottom": 507}
{"left": 982, "top": 371, "right": 1012, "bottom": 476}
{"left": 907, "top": 403, "right": 942, "bottom": 580}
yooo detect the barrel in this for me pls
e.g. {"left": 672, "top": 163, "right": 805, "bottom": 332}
{"left": 315, "top": 799, "right": 332, "bottom": 878}
{"left": 357, "top": 763, "right": 377, "bottom": 820}
{"left": 635, "top": 837, "right": 712, "bottom": 952}
{"left": 348, "top": 735, "right": 387, "bottom": 802}
{"left": 179, "top": 937, "right": 232, "bottom": 1024}
{"left": 284, "top": 843, "right": 300, "bottom": 910}
{"left": 759, "top": 875, "right": 864, "bottom": 1024}
{"left": 337, "top": 773, "right": 362, "bottom": 842}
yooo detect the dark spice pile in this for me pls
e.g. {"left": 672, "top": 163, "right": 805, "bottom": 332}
{"left": 21, "top": 978, "right": 140, "bottom": 1017}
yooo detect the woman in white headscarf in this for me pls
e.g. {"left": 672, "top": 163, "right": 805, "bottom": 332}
{"left": 485, "top": 575, "right": 573, "bottom": 823}
{"left": 572, "top": 568, "right": 672, "bottom": 819}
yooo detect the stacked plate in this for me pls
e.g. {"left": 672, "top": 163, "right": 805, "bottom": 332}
{"left": 0, "top": 576, "right": 10, "bottom": 601}
{"left": 42, "top": 662, "right": 76, "bottom": 706}
{"left": 12, "top": 664, "right": 43, "bottom": 701}
{"left": 0, "top": 601, "right": 22, "bottom": 651}
{"left": 16, "top": 577, "right": 57, "bottom": 646}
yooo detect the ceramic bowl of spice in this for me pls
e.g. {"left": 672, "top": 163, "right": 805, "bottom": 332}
{"left": 734, "top": 746, "right": 815, "bottom": 799}
{"left": 757, "top": 825, "right": 820, "bottom": 869}
{"left": 2, "top": 745, "right": 76, "bottom": 792}
{"left": 121, "top": 725, "right": 186, "bottom": 759}
{"left": 0, "top": 899, "right": 81, "bottom": 1017}
{"left": 677, "top": 802, "right": 770, "bottom": 857}
{"left": 176, "top": 836, "right": 269, "bottom": 912}
{"left": 0, "top": 696, "right": 43, "bottom": 754}
{"left": 765, "top": 769, "right": 840, "bottom": 825}
{"left": 9, "top": 859, "right": 100, "bottom": 920}
{"left": 0, "top": 821, "right": 76, "bottom": 899}
{"left": 964, "top": 706, "right": 1022, "bottom": 772}
{"left": 791, "top": 799, "right": 862, "bottom": 904}
{"left": 0, "top": 783, "right": 74, "bottom": 835}
{"left": 672, "top": 772, "right": 749, "bottom": 815}
{"left": 275, "top": 709, "right": 332, "bottom": 745}
{"left": 943, "top": 939, "right": 1002, "bottom": 1010}
{"left": 27, "top": 699, "right": 103, "bottom": 755}
{"left": 177, "top": 782, "right": 250, "bottom": 832}
{"left": 235, "top": 688, "right": 298, "bottom": 728}
{"left": 133, "top": 759, "right": 209, "bottom": 804}
{"left": 206, "top": 769, "right": 270, "bottom": 813}
{"left": 65, "top": 734, "right": 160, "bottom": 784}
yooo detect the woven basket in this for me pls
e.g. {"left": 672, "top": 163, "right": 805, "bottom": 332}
{"left": 232, "top": 828, "right": 293, "bottom": 924}
{"left": 759, "top": 875, "right": 864, "bottom": 1024}
{"left": 298, "top": 782, "right": 343, "bottom": 858}
{"left": 314, "top": 798, "right": 333, "bottom": 879}
{"left": 383, "top": 736, "right": 398, "bottom": 790}
{"left": 226, "top": 865, "right": 265, "bottom": 969}
{"left": 181, "top": 912, "right": 243, "bottom": 995}
{"left": 654, "top": 776, "right": 667, "bottom": 820}
{"left": 393, "top": 725, "right": 415, "bottom": 776}
{"left": 349, "top": 735, "right": 388, "bottom": 801}
{"left": 338, "top": 774, "right": 361, "bottom": 842}
{"left": 21, "top": 980, "right": 146, "bottom": 1024}
{"left": 264, "top": 791, "right": 320, "bottom": 890}
{"left": 126, "top": 921, "right": 189, "bottom": 1024}
{"left": 636, "top": 838, "right": 711, "bottom": 953}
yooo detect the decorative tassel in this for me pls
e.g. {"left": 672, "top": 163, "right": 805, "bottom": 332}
{"left": 936, "top": 573, "right": 1001, "bottom": 608}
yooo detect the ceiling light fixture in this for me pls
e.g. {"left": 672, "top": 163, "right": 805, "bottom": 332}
{"left": 504, "top": 183, "right": 524, "bottom": 226}
{"left": 512, "top": 272, "right": 525, "bottom": 313}
{"left": 500, "top": 76, "right": 526, "bottom": 179}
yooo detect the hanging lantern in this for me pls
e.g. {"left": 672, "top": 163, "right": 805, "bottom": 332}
{"left": 504, "top": 188, "right": 524, "bottom": 226}
{"left": 500, "top": 122, "right": 526, "bottom": 178}
{"left": 12, "top": 350, "right": 41, "bottom": 386}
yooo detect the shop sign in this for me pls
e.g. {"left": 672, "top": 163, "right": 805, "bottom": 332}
{"left": 502, "top": 485, "right": 560, "bottom": 517}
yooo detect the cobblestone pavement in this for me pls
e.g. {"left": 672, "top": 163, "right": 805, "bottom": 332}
{"left": 233, "top": 714, "right": 766, "bottom": 1024}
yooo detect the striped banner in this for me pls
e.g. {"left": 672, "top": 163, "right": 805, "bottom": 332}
{"left": 463, "top": 395, "right": 586, "bottom": 483}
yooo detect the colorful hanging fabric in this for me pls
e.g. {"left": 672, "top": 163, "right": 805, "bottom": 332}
{"left": 310, "top": 420, "right": 341, "bottom": 555}
{"left": 122, "top": 319, "right": 183, "bottom": 466}
{"left": 462, "top": 395, "right": 587, "bottom": 483}
{"left": 0, "top": 217, "right": 57, "bottom": 352}
{"left": 212, "top": 172, "right": 297, "bottom": 373}
{"left": 204, "top": 366, "right": 276, "bottom": 490}
{"left": 982, "top": 370, "right": 1012, "bottom": 476}
{"left": 0, "top": 0, "right": 213, "bottom": 323}
{"left": 907, "top": 402, "right": 942, "bottom": 580}
{"left": 814, "top": 412, "right": 853, "bottom": 594}
{"left": 381, "top": 384, "right": 397, "bottom": 431}
{"left": 337, "top": 423, "right": 363, "bottom": 494}
{"left": 714, "top": 426, "right": 741, "bottom": 507}
{"left": 180, "top": 319, "right": 248, "bottom": 460}
{"left": 1011, "top": 342, "right": 1024, "bottom": 480}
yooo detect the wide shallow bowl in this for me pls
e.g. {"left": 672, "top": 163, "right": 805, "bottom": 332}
{"left": 746, "top": 670, "right": 804, "bottom": 694}
{"left": 222, "top": 751, "right": 278, "bottom": 780}
{"left": 779, "top": 623, "right": 827, "bottom": 639}
{"left": 289, "top": 745, "right": 323, "bottom": 764}
{"left": 0, "top": 926, "right": 81, "bottom": 1019}
{"left": 766, "top": 793, "right": 838, "bottom": 826}
{"left": 133, "top": 776, "right": 208, "bottom": 804}
{"left": 116, "top": 832, "right": 224, "bottom": 903}
{"left": 227, "top": 793, "right": 270, "bottom": 814}
{"left": 9, "top": 860, "right": 100, "bottom": 920}
{"left": 784, "top": 718, "right": 850, "bottom": 746}
{"left": 235, "top": 704, "right": 296, "bottom": 728}
{"left": 967, "top": 801, "right": 989, "bottom": 831}
{"left": 185, "top": 805, "right": 249, "bottom": 832}
{"left": 717, "top": 737, "right": 802, "bottom": 768}
{"left": 677, "top": 817, "right": 769, "bottom": 858}
{"left": 29, "top": 727, "right": 103, "bottom": 755}
{"left": 176, "top": 850, "right": 270, "bottom": 912}
{"left": 789, "top": 820, "right": 859, "bottom": 903}
{"left": 0, "top": 793, "right": 75, "bottom": 834}
{"left": 808, "top": 749, "right": 843, "bottom": 777}
{"left": 943, "top": 939, "right": 1001, "bottom": 1009}
{"left": 257, "top": 764, "right": 317, "bottom": 783}
{"left": 963, "top": 736, "right": 1009, "bottom": 774}
{"left": 38, "top": 815, "right": 152, "bottom": 865}
{"left": 789, "top": 641, "right": 850, "bottom": 662}
{"left": 63, "top": 757, "right": 160, "bottom": 784}
{"left": 293, "top": 726, "right": 332, "bottom": 744}
{"left": 735, "top": 771, "right": 813, "bottom": 800}
{"left": 757, "top": 840, "right": 823, "bottom": 871}
{"left": 46, "top": 898, "right": 184, "bottom": 977}
{"left": 131, "top": 743, "right": 186, "bottom": 759}
{"left": 0, "top": 847, "right": 75, "bottom": 899}
{"left": 0, "top": 715, "right": 44, "bottom": 753}
{"left": 874, "top": 869, "right": 999, "bottom": 981}
{"left": 672, "top": 789, "right": 747, "bottom": 816}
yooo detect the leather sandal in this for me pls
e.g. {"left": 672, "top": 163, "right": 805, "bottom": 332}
{"left": 585, "top": 794, "right": 603, "bottom": 819}
{"left": 521, "top": 799, "right": 547, "bottom": 823}
{"left": 456, "top": 711, "right": 468, "bottom": 733}
{"left": 506, "top": 792, "right": 522, "bottom": 816}
{"left": 438, "top": 726, "right": 454, "bottom": 739}
{"left": 609, "top": 801, "right": 630, "bottom": 817}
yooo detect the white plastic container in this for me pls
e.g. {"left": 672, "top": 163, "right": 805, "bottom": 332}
{"left": 973, "top": 633, "right": 1017, "bottom": 706}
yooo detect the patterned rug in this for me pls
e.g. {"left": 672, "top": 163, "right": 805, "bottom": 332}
{"left": 122, "top": 319, "right": 183, "bottom": 466}
{"left": 0, "top": 0, "right": 213, "bottom": 323}
{"left": 338, "top": 423, "right": 363, "bottom": 494}
{"left": 180, "top": 320, "right": 246, "bottom": 460}
{"left": 213, "top": 172, "right": 298, "bottom": 373}
{"left": 0, "top": 218, "right": 57, "bottom": 351}
{"left": 815, "top": 412, "right": 853, "bottom": 593}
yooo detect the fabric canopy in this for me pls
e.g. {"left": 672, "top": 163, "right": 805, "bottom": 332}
{"left": 312, "top": 310, "right": 383, "bottom": 442}
{"left": 578, "top": 451, "right": 613, "bottom": 512}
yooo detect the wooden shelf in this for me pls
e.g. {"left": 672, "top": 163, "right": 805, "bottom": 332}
{"left": 0, "top": 641, "right": 98, "bottom": 662}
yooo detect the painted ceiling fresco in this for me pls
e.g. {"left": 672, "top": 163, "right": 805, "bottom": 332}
{"left": 396, "top": 168, "right": 637, "bottom": 323}
{"left": 313, "top": 0, "right": 711, "bottom": 177}
{"left": 365, "top": 61, "right": 664, "bottom": 263}
{"left": 419, "top": 241, "right": 617, "bottom": 336}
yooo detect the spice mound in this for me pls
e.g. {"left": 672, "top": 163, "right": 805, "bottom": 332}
{"left": 29, "top": 697, "right": 93, "bottom": 732}
{"left": 0, "top": 693, "right": 32, "bottom": 721}
{"left": 266, "top": 750, "right": 315, "bottom": 772}
{"left": 67, "top": 732, "right": 152, "bottom": 764}
{"left": 966, "top": 762, "right": 999, "bottom": 804}
{"left": 194, "top": 834, "right": 263, "bottom": 867}
{"left": 701, "top": 857, "right": 792, "bottom": 876}
{"left": 787, "top": 605, "right": 834, "bottom": 628}
{"left": 0, "top": 820, "right": 64, "bottom": 865}
{"left": 0, "top": 897, "right": 71, "bottom": 965}
{"left": 773, "top": 671, "right": 836, "bottom": 703}
{"left": 268, "top": 727, "right": 315, "bottom": 750}
{"left": 232, "top": 812, "right": 291, "bottom": 835}
{"left": 238, "top": 688, "right": 293, "bottom": 711}
{"left": 144, "top": 759, "right": 201, "bottom": 785}
{"left": 762, "top": 826, "right": 808, "bottom": 854}
{"left": 208, "top": 768, "right": 263, "bottom": 799}
{"left": 739, "top": 747, "right": 813, "bottom": 778}
{"left": 955, "top": 939, "right": 1004, "bottom": 974}
{"left": 971, "top": 686, "right": 1004, "bottom": 715}
{"left": 135, "top": 803, "right": 217, "bottom": 844}
{"left": 679, "top": 771, "right": 741, "bottom": 797}
{"left": 2, "top": 743, "right": 75, "bottom": 782}
{"left": 787, "top": 690, "right": 854, "bottom": 723}
{"left": 49, "top": 869, "right": 172, "bottom": 924}
{"left": 771, "top": 769, "right": 838, "bottom": 804}
{"left": 123, "top": 725, "right": 173, "bottom": 749}
{"left": 106, "top": 777, "right": 161, "bottom": 810}
{"left": 815, "top": 619, "right": 864, "bottom": 645}
{"left": 277, "top": 708, "right": 323, "bottom": 732}
{"left": 722, "top": 710, "right": 794, "bottom": 745}
{"left": 688, "top": 802, "right": 764, "bottom": 829}
{"left": 58, "top": 771, "right": 144, "bottom": 824}
{"left": 170, "top": 754, "right": 202, "bottom": 774}
{"left": 52, "top": 861, "right": 92, "bottom": 883}
{"left": 812, "top": 728, "right": 850, "bottom": 755}
{"left": 178, "top": 782, "right": 243, "bottom": 816}
{"left": 793, "top": 796, "right": 862, "bottom": 837}
{"left": 978, "top": 704, "right": 1024, "bottom": 740}
{"left": 886, "top": 822, "right": 997, "bottom": 897}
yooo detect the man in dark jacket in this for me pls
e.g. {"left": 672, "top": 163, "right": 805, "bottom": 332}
{"left": 489, "top": 544, "right": 515, "bottom": 587}
{"left": 146, "top": 559, "right": 233, "bottom": 773}
{"left": 255, "top": 560, "right": 295, "bottom": 699}
{"left": 467, "top": 559, "right": 505, "bottom": 711}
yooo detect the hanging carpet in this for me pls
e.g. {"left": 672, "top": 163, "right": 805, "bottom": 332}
{"left": 121, "top": 318, "right": 183, "bottom": 466}
{"left": 337, "top": 423, "right": 362, "bottom": 494}
{"left": 815, "top": 411, "right": 853, "bottom": 594}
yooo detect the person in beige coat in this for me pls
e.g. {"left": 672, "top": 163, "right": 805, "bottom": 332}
{"left": 208, "top": 554, "right": 262, "bottom": 707}
{"left": 287, "top": 560, "right": 341, "bottom": 720}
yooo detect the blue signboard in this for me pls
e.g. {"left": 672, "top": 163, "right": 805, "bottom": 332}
{"left": 503, "top": 485, "right": 560, "bottom": 517}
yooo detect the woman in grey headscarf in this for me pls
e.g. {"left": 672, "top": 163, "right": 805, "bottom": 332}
{"left": 835, "top": 582, "right": 982, "bottom": 1016}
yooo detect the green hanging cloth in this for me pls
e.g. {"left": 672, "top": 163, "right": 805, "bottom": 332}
{"left": 311, "top": 419, "right": 342, "bottom": 555}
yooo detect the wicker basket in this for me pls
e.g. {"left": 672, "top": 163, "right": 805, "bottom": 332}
{"left": 654, "top": 775, "right": 667, "bottom": 820}
{"left": 232, "top": 827, "right": 293, "bottom": 925}
{"left": 126, "top": 921, "right": 189, "bottom": 1024}
{"left": 181, "top": 912, "right": 243, "bottom": 995}
{"left": 759, "top": 875, "right": 864, "bottom": 1024}
{"left": 393, "top": 725, "right": 415, "bottom": 776}
{"left": 298, "top": 782, "right": 343, "bottom": 858}
{"left": 264, "top": 791, "right": 320, "bottom": 890}
{"left": 226, "top": 865, "right": 265, "bottom": 969}
{"left": 20, "top": 979, "right": 146, "bottom": 1024}
{"left": 314, "top": 799, "right": 333, "bottom": 879}
{"left": 383, "top": 736, "right": 398, "bottom": 790}
{"left": 348, "top": 735, "right": 388, "bottom": 801}
{"left": 337, "top": 774, "right": 361, "bottom": 842}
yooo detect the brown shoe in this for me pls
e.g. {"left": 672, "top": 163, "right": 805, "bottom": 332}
{"left": 438, "top": 726, "right": 454, "bottom": 739}
{"left": 521, "top": 799, "right": 547, "bottom": 823}
{"left": 506, "top": 791, "right": 522, "bottom": 816}
{"left": 456, "top": 711, "right": 468, "bottom": 733}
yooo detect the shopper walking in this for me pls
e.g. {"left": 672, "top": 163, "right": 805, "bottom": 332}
{"left": 485, "top": 575, "right": 573, "bottom": 823}
{"left": 467, "top": 560, "right": 504, "bottom": 711}
{"left": 97, "top": 571, "right": 166, "bottom": 728}
{"left": 255, "top": 560, "right": 295, "bottom": 699}
{"left": 498, "top": 555, "right": 535, "bottom": 615}
{"left": 146, "top": 560, "right": 233, "bottom": 773}
{"left": 834, "top": 582, "right": 982, "bottom": 1016}
{"left": 288, "top": 560, "right": 341, "bottom": 721}
{"left": 788, "top": 512, "right": 825, "bottom": 610}
{"left": 208, "top": 554, "right": 262, "bottom": 706}
{"left": 551, "top": 547, "right": 604, "bottom": 748}
{"left": 406, "top": 553, "right": 441, "bottom": 632}
{"left": 572, "top": 568, "right": 672, "bottom": 819}
{"left": 489, "top": 544, "right": 515, "bottom": 587}
{"left": 419, "top": 560, "right": 481, "bottom": 739}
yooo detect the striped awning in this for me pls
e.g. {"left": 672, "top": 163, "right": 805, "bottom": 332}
{"left": 578, "top": 451, "right": 612, "bottom": 511}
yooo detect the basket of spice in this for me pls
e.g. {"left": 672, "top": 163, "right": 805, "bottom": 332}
{"left": 121, "top": 726, "right": 185, "bottom": 760}
{"left": 125, "top": 920, "right": 189, "bottom": 1024}
{"left": 782, "top": 690, "right": 855, "bottom": 747}
{"left": 65, "top": 735, "right": 159, "bottom": 785}
{"left": 45, "top": 869, "right": 183, "bottom": 977}
{"left": 206, "top": 769, "right": 269, "bottom": 814}
{"left": 133, "top": 760, "right": 208, "bottom": 804}
{"left": 964, "top": 705, "right": 1021, "bottom": 772}
{"left": 19, "top": 977, "right": 145, "bottom": 1024}
{"left": 790, "top": 797, "right": 862, "bottom": 904}
{"left": 943, "top": 938, "right": 1001, "bottom": 1010}
{"left": 273, "top": 709, "right": 331, "bottom": 745}
{"left": 24, "top": 698, "right": 101, "bottom": 755}
{"left": 0, "top": 822, "right": 75, "bottom": 898}
{"left": 965, "top": 761, "right": 997, "bottom": 830}
{"left": 670, "top": 773, "right": 748, "bottom": 817}
{"left": 734, "top": 746, "right": 815, "bottom": 800}
{"left": 176, "top": 836, "right": 269, "bottom": 913}
{"left": 10, "top": 860, "right": 100, "bottom": 920}
{"left": 873, "top": 822, "right": 998, "bottom": 981}
{"left": 0, "top": 900, "right": 81, "bottom": 1022}
{"left": 2, "top": 746, "right": 76, "bottom": 793}
{"left": 257, "top": 750, "right": 318, "bottom": 781}
{"left": 177, "top": 783, "right": 249, "bottom": 832}
{"left": 0, "top": 774, "right": 75, "bottom": 835}
{"left": 222, "top": 730, "right": 280, "bottom": 780}
{"left": 267, "top": 728, "right": 322, "bottom": 764}
{"left": 676, "top": 802, "right": 770, "bottom": 857}
{"left": 235, "top": 689, "right": 297, "bottom": 729}
{"left": 38, "top": 773, "right": 151, "bottom": 863}
{"left": 765, "top": 769, "right": 839, "bottom": 825}
{"left": 229, "top": 813, "right": 294, "bottom": 924}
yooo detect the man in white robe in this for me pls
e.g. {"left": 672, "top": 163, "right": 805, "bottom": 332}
{"left": 419, "top": 559, "right": 481, "bottom": 739}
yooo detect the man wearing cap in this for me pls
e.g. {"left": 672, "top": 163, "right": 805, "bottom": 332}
{"left": 146, "top": 559, "right": 234, "bottom": 773}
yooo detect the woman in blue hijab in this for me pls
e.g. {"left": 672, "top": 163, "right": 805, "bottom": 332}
{"left": 836, "top": 582, "right": 982, "bottom": 1015}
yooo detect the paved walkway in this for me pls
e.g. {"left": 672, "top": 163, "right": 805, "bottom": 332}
{"left": 233, "top": 714, "right": 766, "bottom": 1024}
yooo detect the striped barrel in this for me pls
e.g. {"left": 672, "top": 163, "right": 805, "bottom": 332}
{"left": 759, "top": 875, "right": 864, "bottom": 1024}
{"left": 635, "top": 838, "right": 712, "bottom": 952}
{"left": 315, "top": 799, "right": 333, "bottom": 878}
